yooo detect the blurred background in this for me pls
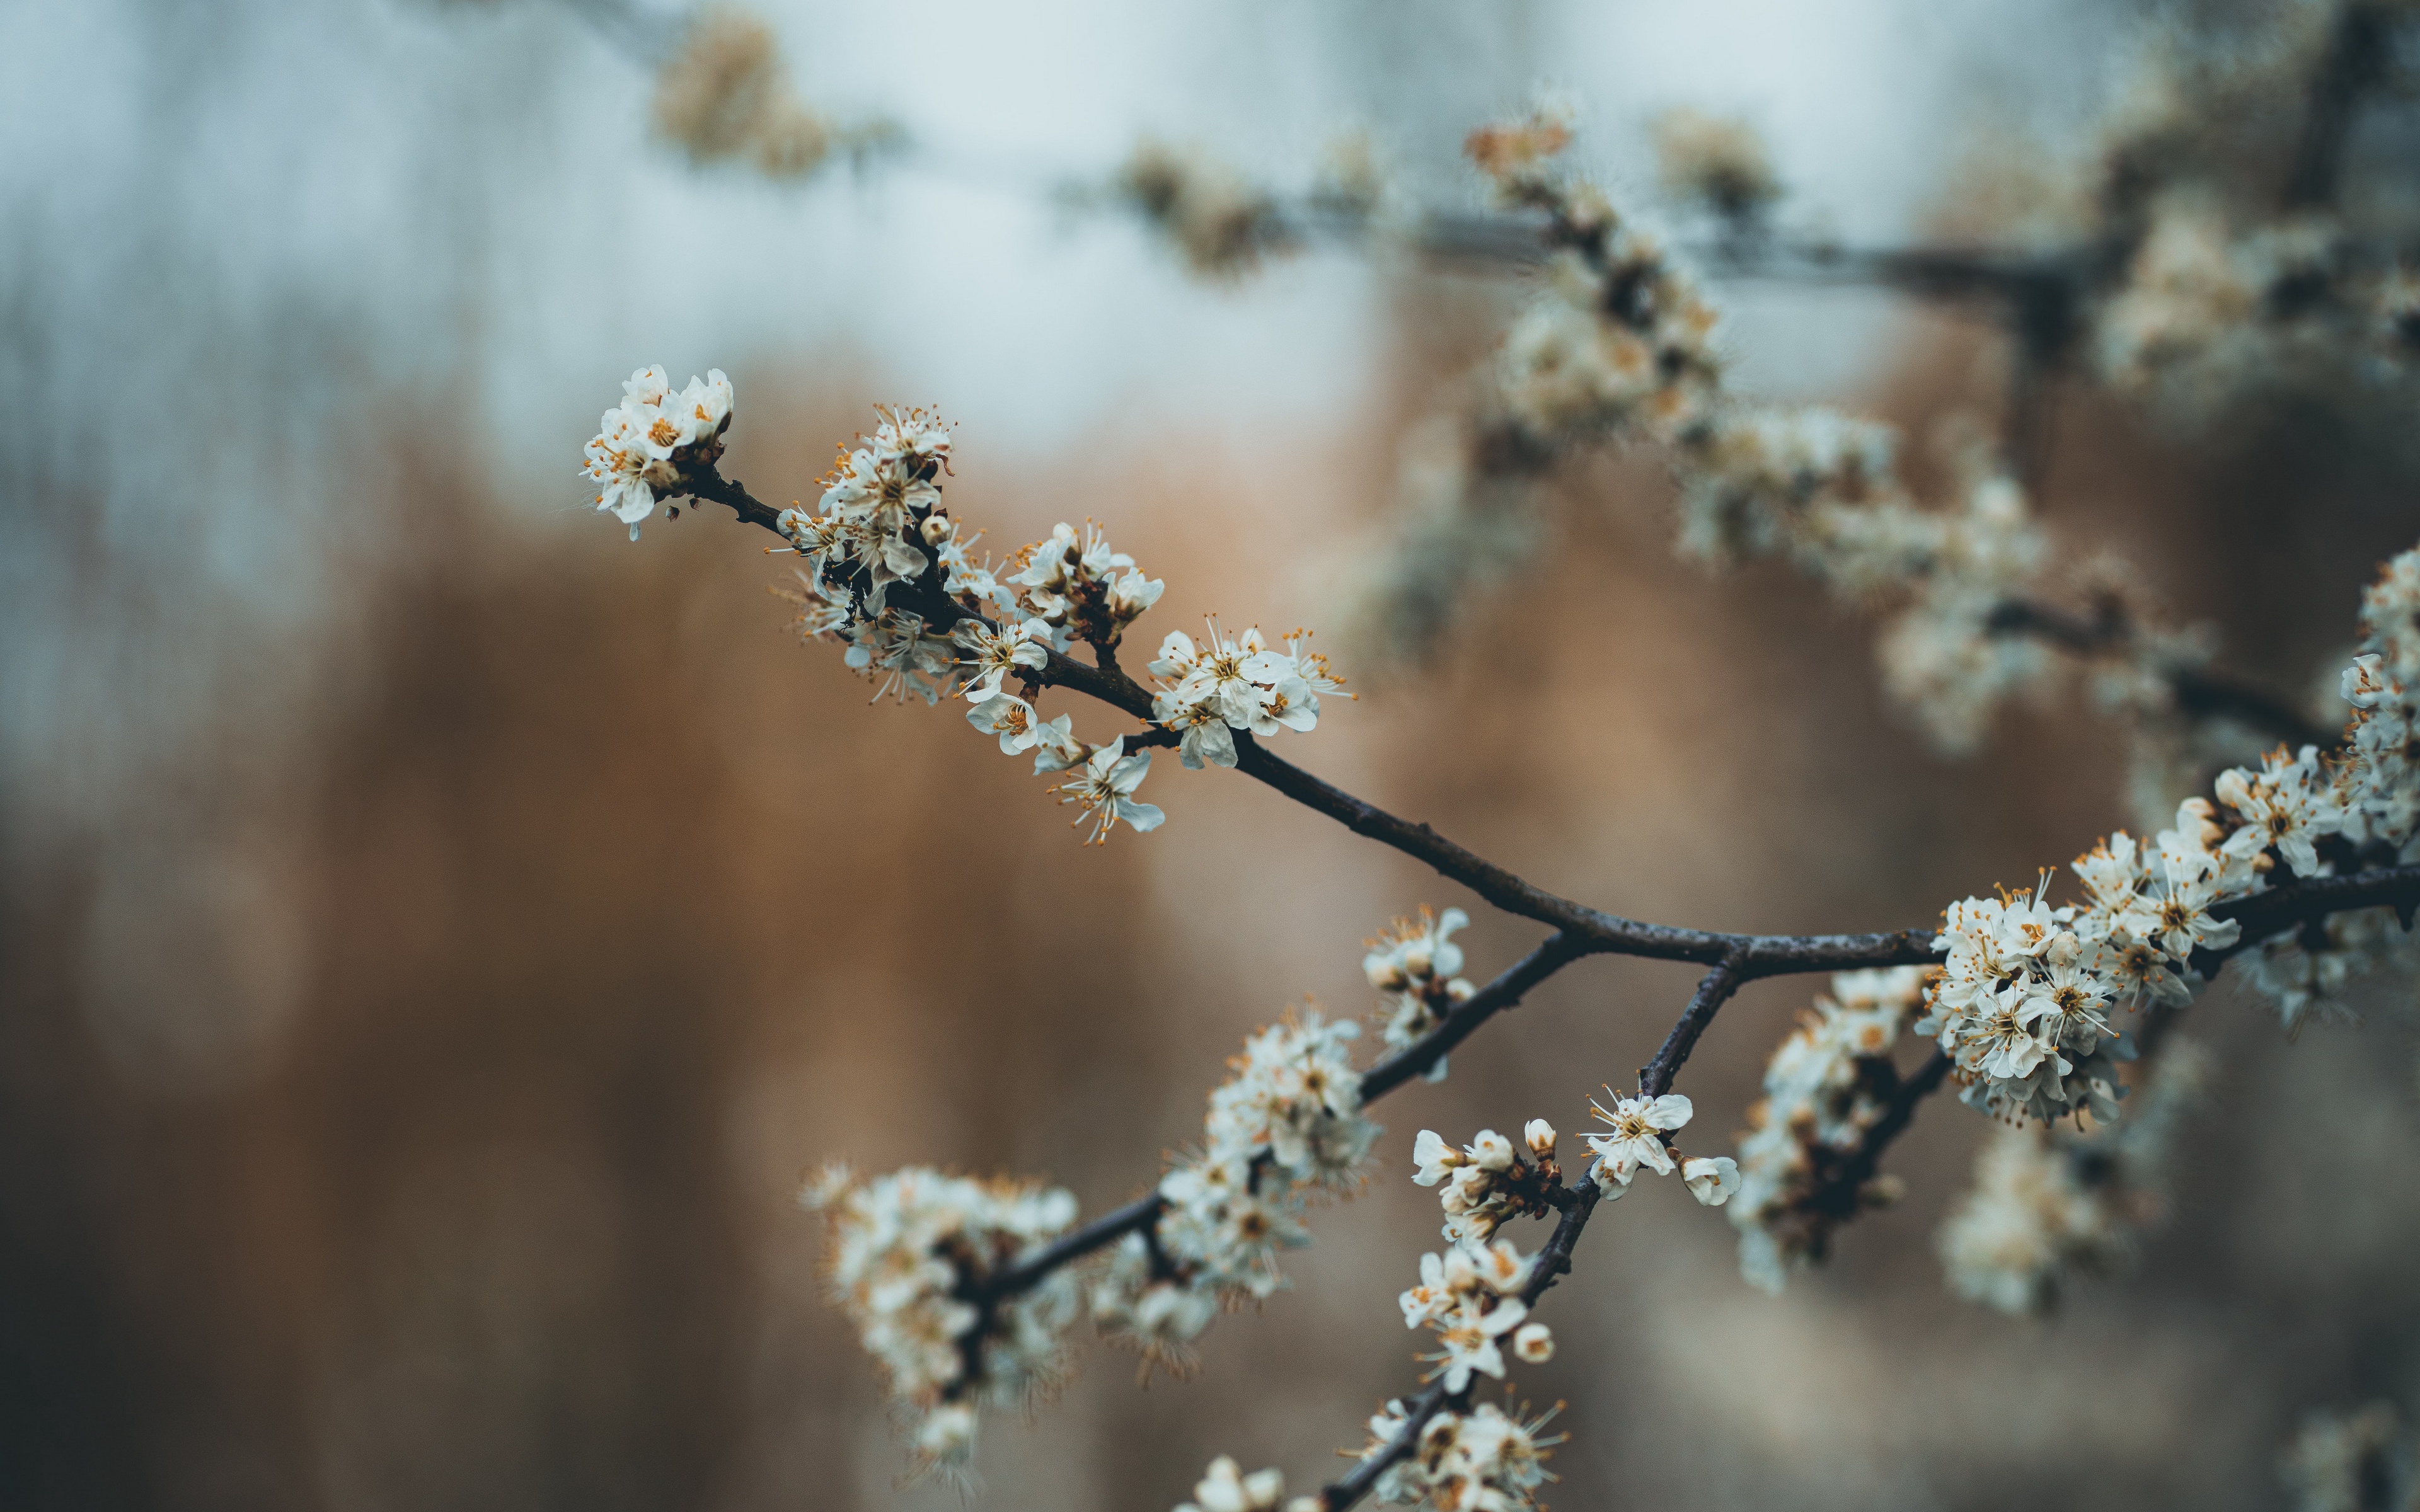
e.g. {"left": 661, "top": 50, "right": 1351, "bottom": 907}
{"left": 3, "top": 0, "right": 2417, "bottom": 1508}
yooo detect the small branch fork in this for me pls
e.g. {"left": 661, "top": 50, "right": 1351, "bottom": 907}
{"left": 684, "top": 462, "right": 2420, "bottom": 1502}
{"left": 1308, "top": 955, "right": 1753, "bottom": 1512}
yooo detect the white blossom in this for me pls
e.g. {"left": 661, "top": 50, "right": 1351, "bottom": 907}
{"left": 1052, "top": 736, "right": 1165, "bottom": 844}
{"left": 1366, "top": 907, "right": 1475, "bottom": 1079}
{"left": 1357, "top": 1396, "right": 1562, "bottom": 1512}
{"left": 1397, "top": 1235, "right": 1535, "bottom": 1392}
{"left": 1683, "top": 1155, "right": 1742, "bottom": 1206}
{"left": 1171, "top": 1455, "right": 1291, "bottom": 1512}
{"left": 1150, "top": 621, "right": 1339, "bottom": 769}
{"left": 1727, "top": 966, "right": 1930, "bottom": 1292}
{"left": 1582, "top": 1090, "right": 1691, "bottom": 1189}
{"left": 1095, "top": 1009, "right": 1381, "bottom": 1368}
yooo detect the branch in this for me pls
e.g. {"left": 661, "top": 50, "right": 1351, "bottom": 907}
{"left": 1637, "top": 946, "right": 1751, "bottom": 1097}
{"left": 2285, "top": 1, "right": 2396, "bottom": 210}
{"left": 1315, "top": 951, "right": 1751, "bottom": 1510}
{"left": 1984, "top": 597, "right": 2337, "bottom": 751}
{"left": 977, "top": 933, "right": 1591, "bottom": 1303}
{"left": 2194, "top": 861, "right": 2420, "bottom": 973}
{"left": 1313, "top": 1172, "right": 1606, "bottom": 1512}
{"left": 689, "top": 462, "right": 1944, "bottom": 974}
{"left": 1357, "top": 933, "right": 1584, "bottom": 1100}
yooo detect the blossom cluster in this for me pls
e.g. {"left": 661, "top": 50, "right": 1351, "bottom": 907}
{"left": 1093, "top": 1009, "right": 1380, "bottom": 1368}
{"left": 1650, "top": 107, "right": 1782, "bottom": 229}
{"left": 1920, "top": 542, "right": 2420, "bottom": 1115}
{"left": 1935, "top": 1038, "right": 2210, "bottom": 1314}
{"left": 1148, "top": 622, "right": 1343, "bottom": 770}
{"left": 761, "top": 404, "right": 1252, "bottom": 841}
{"left": 1365, "top": 907, "right": 1475, "bottom": 1077}
{"left": 800, "top": 1164, "right": 1081, "bottom": 1475}
{"left": 1726, "top": 966, "right": 1930, "bottom": 1293}
{"left": 2095, "top": 194, "right": 2419, "bottom": 411}
{"left": 1353, "top": 115, "right": 2226, "bottom": 762}
{"left": 582, "top": 365, "right": 733, "bottom": 539}
{"left": 1396, "top": 1233, "right": 1549, "bottom": 1394}
{"left": 1475, "top": 108, "right": 1724, "bottom": 452}
{"left": 1357, "top": 1397, "right": 1562, "bottom": 1511}
{"left": 652, "top": 6, "right": 840, "bottom": 180}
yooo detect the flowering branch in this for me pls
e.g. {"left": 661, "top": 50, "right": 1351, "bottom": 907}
{"left": 1313, "top": 1179, "right": 1600, "bottom": 1512}
{"left": 581, "top": 361, "right": 2419, "bottom": 1500}
{"left": 1307, "top": 954, "right": 1748, "bottom": 1511}
{"left": 684, "top": 458, "right": 1945, "bottom": 971}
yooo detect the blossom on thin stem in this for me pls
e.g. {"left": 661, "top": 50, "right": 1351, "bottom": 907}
{"left": 1169, "top": 1455, "right": 1313, "bottom": 1512}
{"left": 1397, "top": 1234, "right": 1536, "bottom": 1392}
{"left": 1582, "top": 1089, "right": 1692, "bottom": 1191}
{"left": 1053, "top": 736, "right": 1165, "bottom": 842}
{"left": 1366, "top": 907, "right": 1476, "bottom": 1079}
{"left": 581, "top": 365, "right": 733, "bottom": 539}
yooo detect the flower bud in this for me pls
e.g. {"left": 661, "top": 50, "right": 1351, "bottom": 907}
{"left": 1512, "top": 1322, "right": 1555, "bottom": 1363}
{"left": 1523, "top": 1119, "right": 1557, "bottom": 1159}
{"left": 920, "top": 511, "right": 955, "bottom": 546}
{"left": 1366, "top": 956, "right": 1410, "bottom": 992}
{"left": 1469, "top": 1129, "right": 1516, "bottom": 1171}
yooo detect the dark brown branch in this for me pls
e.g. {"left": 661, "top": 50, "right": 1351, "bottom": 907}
{"left": 1358, "top": 933, "right": 1585, "bottom": 1100}
{"left": 2194, "top": 861, "right": 2420, "bottom": 972}
{"left": 979, "top": 934, "right": 1593, "bottom": 1303}
{"left": 1313, "top": 1177, "right": 1605, "bottom": 1512}
{"left": 1984, "top": 597, "right": 2337, "bottom": 752}
{"left": 2285, "top": 1, "right": 2396, "bottom": 210}
{"left": 691, "top": 461, "right": 1943, "bottom": 975}
{"left": 1637, "top": 948, "right": 1751, "bottom": 1097}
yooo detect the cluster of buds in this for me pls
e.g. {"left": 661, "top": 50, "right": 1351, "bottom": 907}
{"left": 1364, "top": 907, "right": 1476, "bottom": 1078}
{"left": 800, "top": 1165, "right": 1080, "bottom": 1476}
{"left": 1359, "top": 1398, "right": 1562, "bottom": 1511}
{"left": 1410, "top": 1121, "right": 1564, "bottom": 1242}
{"left": 581, "top": 365, "right": 734, "bottom": 539}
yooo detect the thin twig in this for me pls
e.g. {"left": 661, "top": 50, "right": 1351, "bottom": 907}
{"left": 1316, "top": 954, "right": 1751, "bottom": 1511}
{"left": 692, "top": 463, "right": 1947, "bottom": 973}
{"left": 1985, "top": 597, "right": 2337, "bottom": 752}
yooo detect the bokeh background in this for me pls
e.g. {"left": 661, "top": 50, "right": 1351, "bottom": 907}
{"left": 3, "top": 1, "right": 2417, "bottom": 1508}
